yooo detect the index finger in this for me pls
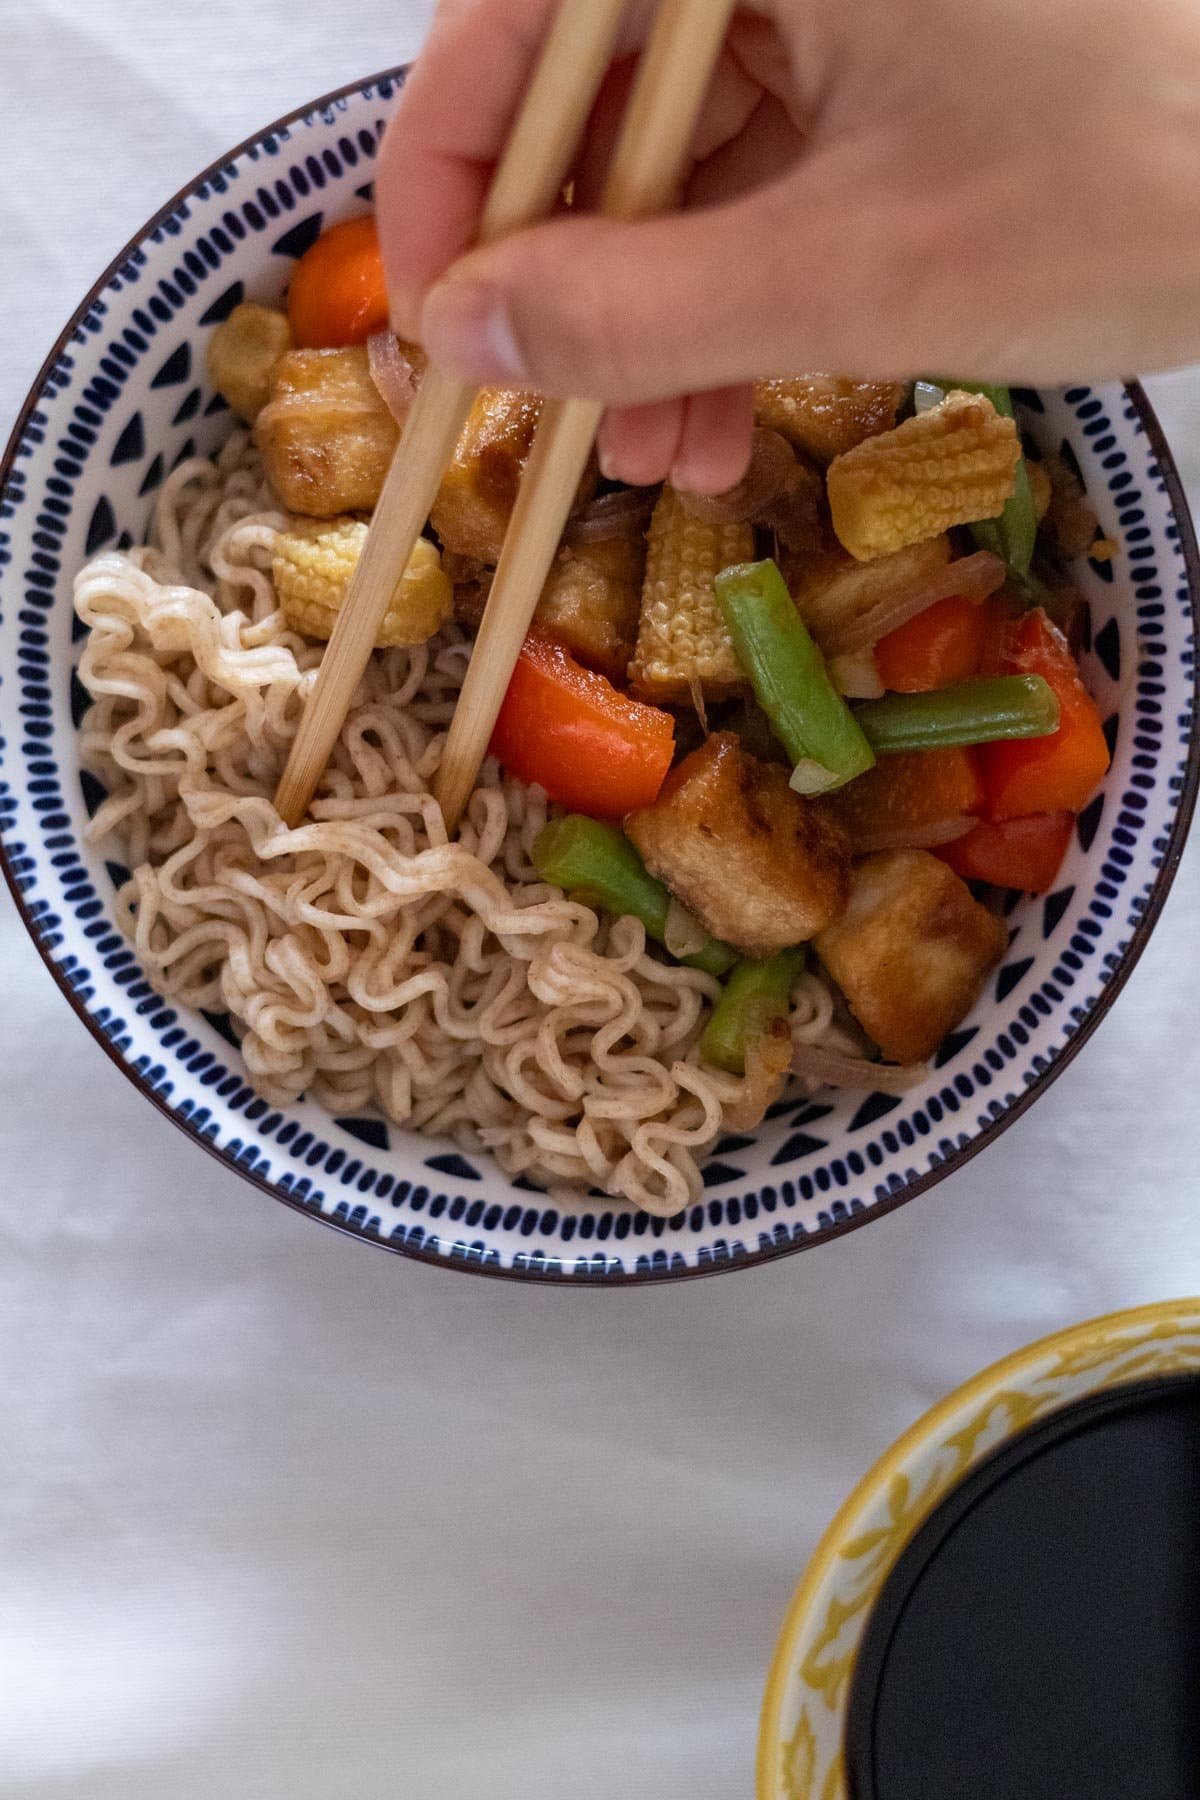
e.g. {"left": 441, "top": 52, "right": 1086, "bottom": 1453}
{"left": 378, "top": 0, "right": 654, "bottom": 336}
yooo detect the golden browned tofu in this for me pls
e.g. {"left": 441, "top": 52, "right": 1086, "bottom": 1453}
{"left": 207, "top": 303, "right": 292, "bottom": 423}
{"left": 754, "top": 376, "right": 906, "bottom": 465}
{"left": 430, "top": 388, "right": 542, "bottom": 563}
{"left": 255, "top": 347, "right": 398, "bottom": 516}
{"left": 536, "top": 532, "right": 646, "bottom": 679}
{"left": 626, "top": 732, "right": 851, "bottom": 959}
{"left": 448, "top": 533, "right": 644, "bottom": 678}
{"left": 789, "top": 536, "right": 952, "bottom": 655}
{"left": 814, "top": 849, "right": 1008, "bottom": 1064}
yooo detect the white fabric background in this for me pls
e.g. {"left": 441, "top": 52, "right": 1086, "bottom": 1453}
{"left": 2, "top": 6, "right": 1199, "bottom": 1795}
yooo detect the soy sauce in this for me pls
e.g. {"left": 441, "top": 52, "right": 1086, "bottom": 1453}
{"left": 846, "top": 1375, "right": 1200, "bottom": 1800}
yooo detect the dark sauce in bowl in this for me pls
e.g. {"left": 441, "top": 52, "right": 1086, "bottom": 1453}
{"left": 846, "top": 1376, "right": 1200, "bottom": 1799}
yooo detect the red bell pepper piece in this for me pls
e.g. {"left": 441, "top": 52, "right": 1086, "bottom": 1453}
{"left": 490, "top": 635, "right": 675, "bottom": 819}
{"left": 288, "top": 216, "right": 391, "bottom": 349}
{"left": 937, "top": 811, "right": 1076, "bottom": 894}
{"left": 874, "top": 594, "right": 990, "bottom": 692}
{"left": 829, "top": 747, "right": 984, "bottom": 850}
{"left": 979, "top": 609, "right": 1109, "bottom": 819}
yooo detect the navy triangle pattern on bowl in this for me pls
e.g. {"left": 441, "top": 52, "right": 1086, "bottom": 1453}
{"left": 0, "top": 71, "right": 1197, "bottom": 1282}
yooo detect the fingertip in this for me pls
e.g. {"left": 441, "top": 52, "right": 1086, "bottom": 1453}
{"left": 669, "top": 386, "right": 755, "bottom": 494}
{"left": 597, "top": 401, "right": 685, "bottom": 487}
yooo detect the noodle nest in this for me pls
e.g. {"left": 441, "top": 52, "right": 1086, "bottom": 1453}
{"left": 74, "top": 433, "right": 868, "bottom": 1216}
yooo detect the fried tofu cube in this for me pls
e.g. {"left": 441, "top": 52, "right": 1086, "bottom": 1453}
{"left": 255, "top": 346, "right": 399, "bottom": 516}
{"left": 625, "top": 731, "right": 851, "bottom": 958}
{"left": 536, "top": 531, "right": 646, "bottom": 679}
{"left": 447, "top": 532, "right": 644, "bottom": 678}
{"left": 814, "top": 849, "right": 1008, "bottom": 1063}
{"left": 207, "top": 303, "right": 292, "bottom": 423}
{"left": 790, "top": 536, "right": 952, "bottom": 655}
{"left": 430, "top": 388, "right": 543, "bottom": 563}
{"left": 754, "top": 376, "right": 907, "bottom": 464}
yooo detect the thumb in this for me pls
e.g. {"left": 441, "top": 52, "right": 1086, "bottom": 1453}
{"left": 417, "top": 175, "right": 896, "bottom": 403}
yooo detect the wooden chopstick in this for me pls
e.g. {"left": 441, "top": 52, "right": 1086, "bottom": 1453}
{"left": 273, "top": 0, "right": 630, "bottom": 828}
{"left": 434, "top": 0, "right": 738, "bottom": 831}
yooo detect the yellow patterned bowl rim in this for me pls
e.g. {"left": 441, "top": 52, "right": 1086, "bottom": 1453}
{"left": 757, "top": 1297, "right": 1200, "bottom": 1800}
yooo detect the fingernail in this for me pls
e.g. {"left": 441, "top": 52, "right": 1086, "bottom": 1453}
{"left": 420, "top": 280, "right": 526, "bottom": 382}
{"left": 597, "top": 440, "right": 618, "bottom": 482}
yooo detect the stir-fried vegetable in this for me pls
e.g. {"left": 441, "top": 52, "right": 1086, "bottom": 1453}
{"left": 932, "top": 380, "right": 1038, "bottom": 579}
{"left": 963, "top": 385, "right": 1038, "bottom": 579}
{"left": 826, "top": 391, "right": 1021, "bottom": 561}
{"left": 531, "top": 815, "right": 736, "bottom": 977}
{"left": 829, "top": 748, "right": 984, "bottom": 853}
{"left": 978, "top": 608, "right": 1111, "bottom": 817}
{"left": 937, "top": 811, "right": 1076, "bottom": 894}
{"left": 854, "top": 675, "right": 1059, "bottom": 755}
{"left": 715, "top": 559, "right": 875, "bottom": 794}
{"left": 490, "top": 635, "right": 675, "bottom": 819}
{"left": 629, "top": 486, "right": 753, "bottom": 702}
{"left": 700, "top": 949, "right": 808, "bottom": 1075}
{"left": 287, "top": 216, "right": 391, "bottom": 350}
{"left": 874, "top": 592, "right": 995, "bottom": 693}
{"left": 273, "top": 520, "right": 451, "bottom": 648}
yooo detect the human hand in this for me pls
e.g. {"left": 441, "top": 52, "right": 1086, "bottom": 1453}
{"left": 378, "top": 0, "right": 1200, "bottom": 490}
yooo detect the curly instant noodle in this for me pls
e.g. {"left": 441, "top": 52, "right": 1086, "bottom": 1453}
{"left": 73, "top": 432, "right": 870, "bottom": 1215}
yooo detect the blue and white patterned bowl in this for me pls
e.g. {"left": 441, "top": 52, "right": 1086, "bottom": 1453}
{"left": 1, "top": 71, "right": 1197, "bottom": 1283}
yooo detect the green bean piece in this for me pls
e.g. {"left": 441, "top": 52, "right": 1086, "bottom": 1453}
{"left": 944, "top": 380, "right": 1038, "bottom": 579}
{"left": 715, "top": 559, "right": 875, "bottom": 794}
{"left": 854, "top": 675, "right": 1060, "bottom": 755}
{"left": 532, "top": 815, "right": 736, "bottom": 978}
{"left": 700, "top": 948, "right": 808, "bottom": 1076}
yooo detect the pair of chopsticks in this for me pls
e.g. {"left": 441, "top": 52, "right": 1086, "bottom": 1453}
{"left": 274, "top": 0, "right": 737, "bottom": 832}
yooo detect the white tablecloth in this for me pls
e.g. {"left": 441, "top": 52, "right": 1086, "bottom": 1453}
{"left": 3, "top": 8, "right": 1199, "bottom": 1794}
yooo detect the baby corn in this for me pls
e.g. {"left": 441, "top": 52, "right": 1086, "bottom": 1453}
{"left": 629, "top": 487, "right": 754, "bottom": 703}
{"left": 273, "top": 518, "right": 452, "bottom": 647}
{"left": 827, "top": 389, "right": 1021, "bottom": 561}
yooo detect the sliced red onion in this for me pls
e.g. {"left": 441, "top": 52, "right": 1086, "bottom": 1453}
{"left": 820, "top": 550, "right": 1006, "bottom": 658}
{"left": 677, "top": 429, "right": 794, "bottom": 525}
{"left": 790, "top": 1041, "right": 930, "bottom": 1092}
{"left": 367, "top": 330, "right": 421, "bottom": 426}
{"left": 564, "top": 486, "right": 657, "bottom": 546}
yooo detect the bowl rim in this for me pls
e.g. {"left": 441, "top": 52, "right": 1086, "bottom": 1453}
{"left": 2, "top": 65, "right": 1199, "bottom": 1286}
{"left": 755, "top": 1294, "right": 1200, "bottom": 1798}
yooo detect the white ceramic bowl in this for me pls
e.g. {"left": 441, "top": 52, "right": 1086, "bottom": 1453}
{"left": 1, "top": 71, "right": 1196, "bottom": 1282}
